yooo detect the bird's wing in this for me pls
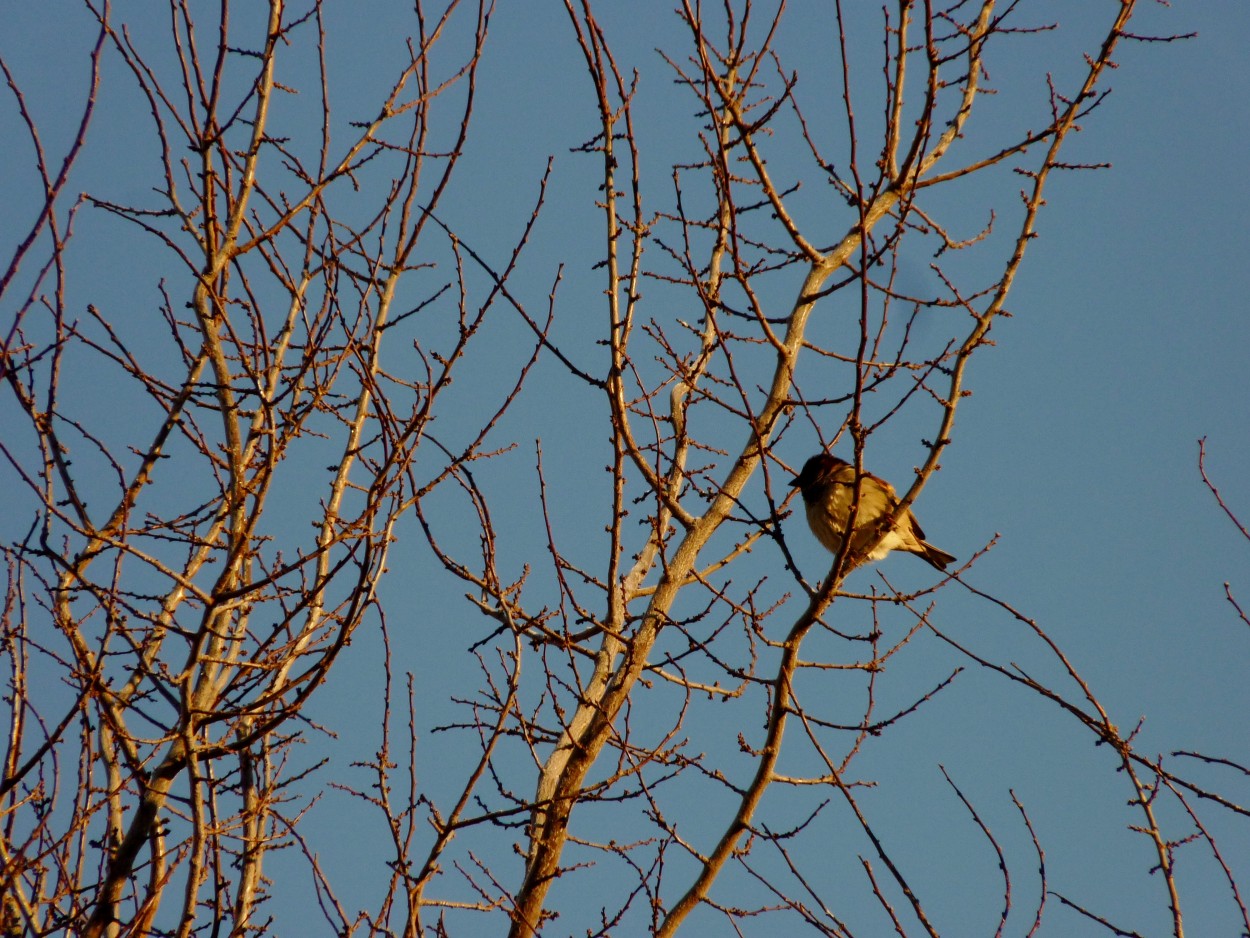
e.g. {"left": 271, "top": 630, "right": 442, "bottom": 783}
{"left": 906, "top": 509, "right": 928, "bottom": 541}
{"left": 865, "top": 471, "right": 898, "bottom": 500}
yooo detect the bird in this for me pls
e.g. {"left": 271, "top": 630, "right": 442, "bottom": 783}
{"left": 788, "top": 452, "right": 956, "bottom": 571}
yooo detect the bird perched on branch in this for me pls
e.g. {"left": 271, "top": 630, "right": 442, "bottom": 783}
{"left": 789, "top": 452, "right": 956, "bottom": 571}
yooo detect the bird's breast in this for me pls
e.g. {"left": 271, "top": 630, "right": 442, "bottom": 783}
{"left": 805, "top": 498, "right": 846, "bottom": 554}
{"left": 805, "top": 478, "right": 901, "bottom": 559}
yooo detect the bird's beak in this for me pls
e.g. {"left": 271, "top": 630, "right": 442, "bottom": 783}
{"left": 788, "top": 474, "right": 802, "bottom": 488}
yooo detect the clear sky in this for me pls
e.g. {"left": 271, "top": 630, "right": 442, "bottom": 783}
{"left": 2, "top": 2, "right": 1247, "bottom": 935}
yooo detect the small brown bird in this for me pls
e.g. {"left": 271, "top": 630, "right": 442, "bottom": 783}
{"left": 789, "top": 453, "right": 956, "bottom": 571}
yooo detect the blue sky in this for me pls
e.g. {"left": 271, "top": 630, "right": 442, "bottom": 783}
{"left": 2, "top": 2, "right": 1247, "bottom": 935}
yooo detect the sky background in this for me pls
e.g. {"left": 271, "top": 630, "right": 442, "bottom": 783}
{"left": 2, "top": 1, "right": 1248, "bottom": 935}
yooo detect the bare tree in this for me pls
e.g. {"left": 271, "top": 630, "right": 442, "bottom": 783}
{"left": 1, "top": 1, "right": 1242, "bottom": 937}
{"left": 1, "top": 1, "right": 531, "bottom": 933}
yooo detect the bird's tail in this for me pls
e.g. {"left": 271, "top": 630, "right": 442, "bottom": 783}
{"left": 918, "top": 542, "right": 956, "bottom": 571}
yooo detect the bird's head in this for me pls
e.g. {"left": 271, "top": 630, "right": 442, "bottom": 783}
{"left": 789, "top": 452, "right": 845, "bottom": 496}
